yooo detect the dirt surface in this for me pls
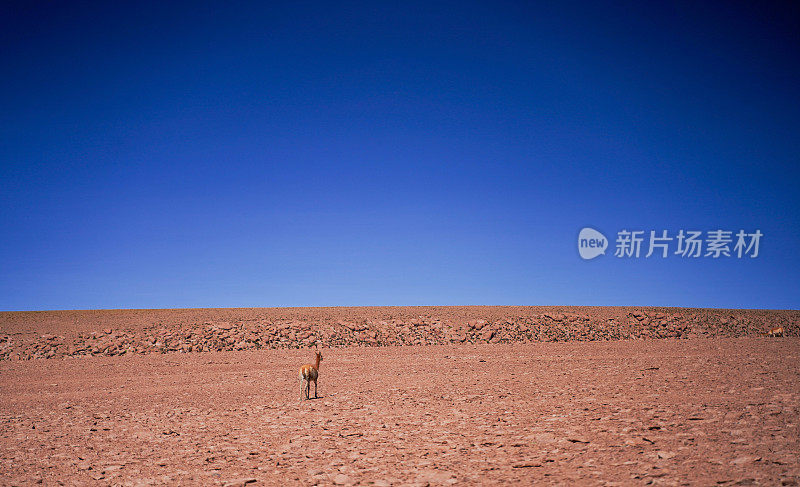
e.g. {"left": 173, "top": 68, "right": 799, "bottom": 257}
{"left": 1, "top": 307, "right": 797, "bottom": 361}
{"left": 1, "top": 338, "right": 798, "bottom": 486}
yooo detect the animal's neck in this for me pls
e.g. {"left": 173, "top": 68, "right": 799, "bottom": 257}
{"left": 314, "top": 355, "right": 321, "bottom": 370}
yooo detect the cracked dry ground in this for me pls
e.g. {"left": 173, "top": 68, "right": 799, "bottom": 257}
{"left": 1, "top": 338, "right": 798, "bottom": 486}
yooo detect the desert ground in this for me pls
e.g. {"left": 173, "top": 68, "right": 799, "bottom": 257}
{"left": 1, "top": 307, "right": 798, "bottom": 486}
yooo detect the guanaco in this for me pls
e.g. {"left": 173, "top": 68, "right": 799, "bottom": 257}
{"left": 299, "top": 350, "right": 323, "bottom": 400}
{"left": 766, "top": 326, "right": 785, "bottom": 337}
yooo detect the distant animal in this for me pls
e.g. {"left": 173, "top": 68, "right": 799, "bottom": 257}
{"left": 766, "top": 326, "right": 784, "bottom": 337}
{"left": 299, "top": 350, "right": 323, "bottom": 400}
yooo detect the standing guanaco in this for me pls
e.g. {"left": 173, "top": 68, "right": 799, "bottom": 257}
{"left": 299, "top": 350, "right": 323, "bottom": 400}
{"left": 766, "top": 326, "right": 785, "bottom": 337}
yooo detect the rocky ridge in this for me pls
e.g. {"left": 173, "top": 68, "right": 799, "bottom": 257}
{"left": 1, "top": 307, "right": 797, "bottom": 361}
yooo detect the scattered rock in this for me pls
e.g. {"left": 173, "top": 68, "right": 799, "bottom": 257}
{"left": 730, "top": 456, "right": 761, "bottom": 465}
{"left": 332, "top": 473, "right": 353, "bottom": 485}
{"left": 567, "top": 437, "right": 590, "bottom": 444}
{"left": 2, "top": 308, "right": 794, "bottom": 360}
{"left": 222, "top": 478, "right": 257, "bottom": 487}
{"left": 416, "top": 471, "right": 456, "bottom": 484}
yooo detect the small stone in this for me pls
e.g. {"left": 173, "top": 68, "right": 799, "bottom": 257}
{"left": 567, "top": 437, "right": 590, "bottom": 444}
{"left": 416, "top": 471, "right": 455, "bottom": 484}
{"left": 222, "top": 478, "right": 257, "bottom": 487}
{"left": 332, "top": 474, "right": 352, "bottom": 485}
{"left": 730, "top": 456, "right": 760, "bottom": 465}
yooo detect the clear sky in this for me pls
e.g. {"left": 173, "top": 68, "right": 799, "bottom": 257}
{"left": 1, "top": 1, "right": 798, "bottom": 311}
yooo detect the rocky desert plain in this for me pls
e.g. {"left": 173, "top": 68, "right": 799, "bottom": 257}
{"left": 0, "top": 306, "right": 798, "bottom": 486}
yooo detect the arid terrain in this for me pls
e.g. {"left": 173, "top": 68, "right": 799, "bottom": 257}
{"left": 1, "top": 307, "right": 799, "bottom": 486}
{"left": 1, "top": 306, "right": 797, "bottom": 361}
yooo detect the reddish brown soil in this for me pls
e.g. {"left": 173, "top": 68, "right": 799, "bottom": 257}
{"left": 2, "top": 337, "right": 799, "bottom": 486}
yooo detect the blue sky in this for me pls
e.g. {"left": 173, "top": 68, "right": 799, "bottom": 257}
{"left": 1, "top": 1, "right": 798, "bottom": 310}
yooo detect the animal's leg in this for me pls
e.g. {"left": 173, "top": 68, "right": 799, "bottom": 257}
{"left": 314, "top": 379, "right": 318, "bottom": 398}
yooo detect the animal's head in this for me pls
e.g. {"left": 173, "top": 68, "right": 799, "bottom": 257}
{"left": 316, "top": 350, "right": 323, "bottom": 362}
